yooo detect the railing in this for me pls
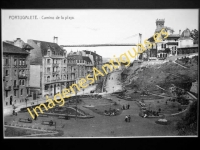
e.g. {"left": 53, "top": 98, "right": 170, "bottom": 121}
{"left": 5, "top": 86, "right": 11, "bottom": 91}
{"left": 18, "top": 65, "right": 27, "bottom": 68}
{"left": 18, "top": 75, "right": 28, "bottom": 79}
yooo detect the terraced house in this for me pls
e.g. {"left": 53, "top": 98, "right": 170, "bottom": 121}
{"left": 3, "top": 40, "right": 33, "bottom": 106}
{"left": 67, "top": 50, "right": 94, "bottom": 85}
{"left": 27, "top": 39, "right": 68, "bottom": 98}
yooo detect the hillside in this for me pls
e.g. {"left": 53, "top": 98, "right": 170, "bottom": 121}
{"left": 122, "top": 56, "right": 198, "bottom": 93}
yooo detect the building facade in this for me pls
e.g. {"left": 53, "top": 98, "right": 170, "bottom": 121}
{"left": 146, "top": 19, "right": 198, "bottom": 60}
{"left": 27, "top": 39, "right": 68, "bottom": 98}
{"left": 3, "top": 41, "right": 32, "bottom": 106}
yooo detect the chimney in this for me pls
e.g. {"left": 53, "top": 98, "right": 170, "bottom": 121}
{"left": 53, "top": 36, "right": 58, "bottom": 44}
{"left": 179, "top": 30, "right": 181, "bottom": 35}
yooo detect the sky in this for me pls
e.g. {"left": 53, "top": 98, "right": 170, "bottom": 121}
{"left": 2, "top": 9, "right": 199, "bottom": 59}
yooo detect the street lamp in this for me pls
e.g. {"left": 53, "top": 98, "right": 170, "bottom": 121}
{"left": 83, "top": 89, "right": 85, "bottom": 95}
{"left": 25, "top": 95, "right": 29, "bottom": 107}
{"left": 113, "top": 87, "right": 114, "bottom": 93}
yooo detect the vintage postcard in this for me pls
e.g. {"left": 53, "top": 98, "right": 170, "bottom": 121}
{"left": 2, "top": 9, "right": 198, "bottom": 138}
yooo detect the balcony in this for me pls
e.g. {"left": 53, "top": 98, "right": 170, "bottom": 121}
{"left": 19, "top": 64, "right": 27, "bottom": 68}
{"left": 18, "top": 75, "right": 28, "bottom": 79}
{"left": 44, "top": 72, "right": 51, "bottom": 75}
{"left": 13, "top": 85, "right": 19, "bottom": 90}
{"left": 5, "top": 86, "right": 11, "bottom": 91}
{"left": 3, "top": 76, "right": 9, "bottom": 81}
{"left": 52, "top": 70, "right": 60, "bottom": 74}
{"left": 53, "top": 63, "right": 59, "bottom": 67}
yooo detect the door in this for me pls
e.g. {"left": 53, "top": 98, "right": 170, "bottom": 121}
{"left": 33, "top": 92, "right": 37, "bottom": 100}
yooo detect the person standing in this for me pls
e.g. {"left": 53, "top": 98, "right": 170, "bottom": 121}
{"left": 125, "top": 115, "right": 128, "bottom": 122}
{"left": 128, "top": 115, "right": 131, "bottom": 122}
{"left": 127, "top": 104, "right": 130, "bottom": 109}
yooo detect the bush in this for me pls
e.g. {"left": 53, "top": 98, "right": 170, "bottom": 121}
{"left": 114, "top": 102, "right": 117, "bottom": 105}
{"left": 178, "top": 108, "right": 182, "bottom": 111}
{"left": 176, "top": 100, "right": 197, "bottom": 135}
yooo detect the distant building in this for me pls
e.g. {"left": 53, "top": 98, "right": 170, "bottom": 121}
{"left": 67, "top": 50, "right": 102, "bottom": 84}
{"left": 177, "top": 28, "right": 198, "bottom": 55}
{"left": 3, "top": 41, "right": 33, "bottom": 106}
{"left": 146, "top": 19, "right": 198, "bottom": 60}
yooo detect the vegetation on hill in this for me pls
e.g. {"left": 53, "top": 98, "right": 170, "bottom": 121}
{"left": 176, "top": 100, "right": 197, "bottom": 135}
{"left": 122, "top": 56, "right": 198, "bottom": 93}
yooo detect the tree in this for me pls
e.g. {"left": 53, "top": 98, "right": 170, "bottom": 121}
{"left": 190, "top": 29, "right": 198, "bottom": 44}
{"left": 176, "top": 100, "right": 197, "bottom": 135}
{"left": 164, "top": 48, "right": 171, "bottom": 54}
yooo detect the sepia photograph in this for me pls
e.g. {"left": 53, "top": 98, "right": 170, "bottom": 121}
{"left": 1, "top": 9, "right": 198, "bottom": 138}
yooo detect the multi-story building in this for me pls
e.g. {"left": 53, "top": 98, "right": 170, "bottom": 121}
{"left": 145, "top": 19, "right": 198, "bottom": 60}
{"left": 27, "top": 39, "right": 68, "bottom": 98}
{"left": 67, "top": 50, "right": 94, "bottom": 84}
{"left": 177, "top": 28, "right": 198, "bottom": 55}
{"left": 83, "top": 50, "right": 103, "bottom": 82}
{"left": 3, "top": 41, "right": 33, "bottom": 106}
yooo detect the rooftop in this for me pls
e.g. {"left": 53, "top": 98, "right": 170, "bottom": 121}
{"left": 3, "top": 42, "right": 29, "bottom": 54}
{"left": 31, "top": 39, "right": 65, "bottom": 56}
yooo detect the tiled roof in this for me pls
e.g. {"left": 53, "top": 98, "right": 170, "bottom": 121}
{"left": 166, "top": 42, "right": 178, "bottom": 45}
{"left": 167, "top": 34, "right": 180, "bottom": 38}
{"left": 23, "top": 43, "right": 34, "bottom": 50}
{"left": 67, "top": 55, "right": 83, "bottom": 60}
{"left": 178, "top": 36, "right": 194, "bottom": 40}
{"left": 83, "top": 50, "right": 101, "bottom": 57}
{"left": 82, "top": 56, "right": 92, "bottom": 63}
{"left": 3, "top": 42, "right": 29, "bottom": 54}
{"left": 32, "top": 40, "right": 65, "bottom": 56}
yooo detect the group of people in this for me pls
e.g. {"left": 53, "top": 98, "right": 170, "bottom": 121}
{"left": 125, "top": 115, "right": 131, "bottom": 122}
{"left": 12, "top": 109, "right": 17, "bottom": 116}
{"left": 122, "top": 104, "right": 130, "bottom": 110}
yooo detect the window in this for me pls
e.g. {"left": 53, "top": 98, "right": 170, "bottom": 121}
{"left": 64, "top": 60, "right": 66, "bottom": 63}
{"left": 47, "top": 50, "right": 50, "bottom": 56}
{"left": 14, "top": 80, "right": 17, "bottom": 86}
{"left": 45, "top": 85, "right": 49, "bottom": 90}
{"left": 22, "top": 80, "right": 25, "bottom": 85}
{"left": 5, "top": 70, "right": 9, "bottom": 76}
{"left": 47, "top": 67, "right": 50, "bottom": 73}
{"left": 19, "top": 80, "right": 21, "bottom": 85}
{"left": 5, "top": 91, "right": 8, "bottom": 97}
{"left": 22, "top": 60, "right": 25, "bottom": 65}
{"left": 14, "top": 70, "right": 17, "bottom": 76}
{"left": 21, "top": 89, "right": 23, "bottom": 96}
{"left": 14, "top": 90, "right": 17, "bottom": 96}
{"left": 22, "top": 70, "right": 25, "bottom": 76}
{"left": 6, "top": 59, "right": 9, "bottom": 65}
{"left": 47, "top": 76, "right": 50, "bottom": 82}
{"left": 47, "top": 59, "right": 50, "bottom": 64}
{"left": 19, "top": 70, "right": 22, "bottom": 76}
{"left": 14, "top": 59, "right": 17, "bottom": 65}
{"left": 19, "top": 59, "right": 22, "bottom": 65}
